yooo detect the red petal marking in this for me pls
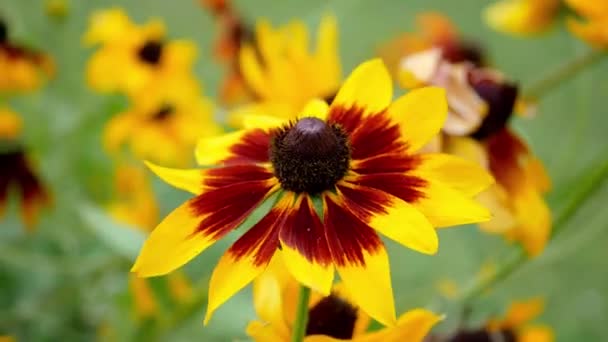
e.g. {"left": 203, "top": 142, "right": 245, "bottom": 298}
{"left": 227, "top": 202, "right": 288, "bottom": 266}
{"left": 323, "top": 194, "right": 383, "bottom": 267}
{"left": 336, "top": 183, "right": 391, "bottom": 221}
{"left": 204, "top": 164, "right": 274, "bottom": 188}
{"left": 328, "top": 106, "right": 407, "bottom": 160}
{"left": 486, "top": 128, "right": 529, "bottom": 192}
{"left": 279, "top": 195, "right": 333, "bottom": 266}
{"left": 223, "top": 129, "right": 271, "bottom": 164}
{"left": 348, "top": 173, "right": 427, "bottom": 204}
{"left": 189, "top": 180, "right": 276, "bottom": 240}
{"left": 327, "top": 105, "right": 366, "bottom": 134}
{"left": 352, "top": 152, "right": 422, "bottom": 174}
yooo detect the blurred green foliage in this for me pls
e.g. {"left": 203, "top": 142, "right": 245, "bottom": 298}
{"left": 0, "top": 0, "right": 607, "bottom": 341}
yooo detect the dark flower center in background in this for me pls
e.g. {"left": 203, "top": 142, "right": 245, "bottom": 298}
{"left": 151, "top": 104, "right": 174, "bottom": 121}
{"left": 270, "top": 117, "right": 350, "bottom": 194}
{"left": 439, "top": 39, "right": 485, "bottom": 67}
{"left": 138, "top": 40, "right": 163, "bottom": 65}
{"left": 0, "top": 19, "right": 7, "bottom": 43}
{"left": 468, "top": 69, "right": 518, "bottom": 140}
{"left": 446, "top": 328, "right": 516, "bottom": 342}
{"left": 305, "top": 293, "right": 358, "bottom": 339}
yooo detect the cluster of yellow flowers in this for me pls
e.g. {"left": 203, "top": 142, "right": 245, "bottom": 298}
{"left": 76, "top": 3, "right": 573, "bottom": 339}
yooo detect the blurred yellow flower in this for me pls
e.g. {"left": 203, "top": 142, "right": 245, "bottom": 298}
{"left": 565, "top": 0, "right": 608, "bottom": 48}
{"left": 484, "top": 0, "right": 561, "bottom": 35}
{"left": 229, "top": 15, "right": 341, "bottom": 125}
{"left": 102, "top": 76, "right": 221, "bottom": 167}
{"left": 0, "top": 107, "right": 22, "bottom": 139}
{"left": 247, "top": 257, "right": 441, "bottom": 342}
{"left": 84, "top": 8, "right": 197, "bottom": 96}
{"left": 397, "top": 21, "right": 551, "bottom": 256}
{"left": 0, "top": 19, "right": 54, "bottom": 93}
{"left": 487, "top": 298, "right": 554, "bottom": 342}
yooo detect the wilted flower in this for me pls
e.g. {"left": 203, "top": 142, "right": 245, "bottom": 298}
{"left": 132, "top": 59, "right": 493, "bottom": 325}
{"left": 0, "top": 18, "right": 54, "bottom": 93}
{"left": 397, "top": 20, "right": 551, "bottom": 256}
{"left": 248, "top": 257, "right": 441, "bottom": 341}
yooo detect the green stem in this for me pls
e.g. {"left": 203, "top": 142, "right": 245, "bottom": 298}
{"left": 523, "top": 49, "right": 606, "bottom": 100}
{"left": 458, "top": 157, "right": 608, "bottom": 306}
{"left": 291, "top": 285, "right": 311, "bottom": 342}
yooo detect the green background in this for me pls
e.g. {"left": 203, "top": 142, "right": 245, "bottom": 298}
{"left": 1, "top": 0, "right": 607, "bottom": 340}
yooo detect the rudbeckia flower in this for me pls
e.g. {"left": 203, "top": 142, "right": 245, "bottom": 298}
{"left": 0, "top": 19, "right": 54, "bottom": 93}
{"left": 483, "top": 0, "right": 561, "bottom": 35}
{"left": 132, "top": 59, "right": 493, "bottom": 325}
{"left": 446, "top": 298, "right": 553, "bottom": 342}
{"left": 84, "top": 8, "right": 197, "bottom": 96}
{"left": 399, "top": 40, "right": 551, "bottom": 256}
{"left": 247, "top": 257, "right": 441, "bottom": 341}
{"left": 565, "top": 0, "right": 608, "bottom": 49}
{"left": 228, "top": 14, "right": 341, "bottom": 125}
{"left": 103, "top": 76, "right": 221, "bottom": 167}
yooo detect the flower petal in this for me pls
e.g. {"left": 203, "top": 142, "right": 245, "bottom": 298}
{"left": 389, "top": 87, "right": 447, "bottom": 152}
{"left": 354, "top": 308, "right": 442, "bottom": 342}
{"left": 518, "top": 324, "right": 554, "bottom": 342}
{"left": 338, "top": 183, "right": 438, "bottom": 255}
{"left": 413, "top": 178, "right": 492, "bottom": 228}
{"left": 512, "top": 186, "right": 551, "bottom": 256}
{"left": 195, "top": 129, "right": 271, "bottom": 165}
{"left": 323, "top": 194, "right": 396, "bottom": 326}
{"left": 132, "top": 180, "right": 277, "bottom": 276}
{"left": 204, "top": 195, "right": 291, "bottom": 324}
{"left": 280, "top": 195, "right": 334, "bottom": 295}
{"left": 416, "top": 153, "right": 494, "bottom": 196}
{"left": 299, "top": 98, "right": 330, "bottom": 121}
{"left": 332, "top": 59, "right": 392, "bottom": 115}
{"left": 239, "top": 43, "right": 270, "bottom": 99}
{"left": 144, "top": 161, "right": 206, "bottom": 194}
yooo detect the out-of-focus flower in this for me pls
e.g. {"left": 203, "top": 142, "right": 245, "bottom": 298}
{"left": 228, "top": 14, "right": 341, "bottom": 125}
{"left": 481, "top": 299, "right": 553, "bottom": 342}
{"left": 565, "top": 0, "right": 608, "bottom": 48}
{"left": 247, "top": 257, "right": 441, "bottom": 341}
{"left": 483, "top": 0, "right": 561, "bottom": 35}
{"left": 0, "top": 19, "right": 54, "bottom": 93}
{"left": 45, "top": 0, "right": 69, "bottom": 19}
{"left": 131, "top": 59, "right": 493, "bottom": 325}
{"left": 84, "top": 8, "right": 197, "bottom": 96}
{"left": 203, "top": 0, "right": 254, "bottom": 105}
{"left": 0, "top": 337, "right": 15, "bottom": 342}
{"left": 0, "top": 107, "right": 22, "bottom": 139}
{"left": 397, "top": 17, "right": 551, "bottom": 256}
{"left": 0, "top": 148, "right": 50, "bottom": 231}
{"left": 103, "top": 76, "right": 220, "bottom": 167}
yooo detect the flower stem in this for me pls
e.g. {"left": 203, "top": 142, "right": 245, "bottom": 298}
{"left": 292, "top": 285, "right": 311, "bottom": 342}
{"left": 458, "top": 156, "right": 608, "bottom": 306}
{"left": 523, "top": 49, "right": 606, "bottom": 100}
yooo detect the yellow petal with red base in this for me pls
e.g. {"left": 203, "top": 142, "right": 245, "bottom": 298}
{"left": 413, "top": 178, "right": 492, "bottom": 228}
{"left": 195, "top": 131, "right": 247, "bottom": 165}
{"left": 417, "top": 153, "right": 494, "bottom": 196}
{"left": 389, "top": 87, "right": 447, "bottom": 152}
{"left": 336, "top": 248, "right": 396, "bottom": 327}
{"left": 131, "top": 199, "right": 217, "bottom": 276}
{"left": 332, "top": 59, "right": 392, "bottom": 115}
{"left": 144, "top": 161, "right": 206, "bottom": 194}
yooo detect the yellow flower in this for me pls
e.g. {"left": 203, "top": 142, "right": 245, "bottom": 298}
{"left": 247, "top": 257, "right": 441, "bottom": 341}
{"left": 103, "top": 76, "right": 221, "bottom": 167}
{"left": 565, "top": 0, "right": 608, "bottom": 48}
{"left": 0, "top": 19, "right": 54, "bottom": 93}
{"left": 484, "top": 0, "right": 561, "bottom": 35}
{"left": 84, "top": 8, "right": 197, "bottom": 96}
{"left": 487, "top": 299, "right": 554, "bottom": 342}
{"left": 0, "top": 107, "right": 22, "bottom": 139}
{"left": 131, "top": 59, "right": 493, "bottom": 326}
{"left": 399, "top": 42, "right": 551, "bottom": 256}
{"left": 0, "top": 337, "right": 15, "bottom": 342}
{"left": 229, "top": 15, "right": 341, "bottom": 125}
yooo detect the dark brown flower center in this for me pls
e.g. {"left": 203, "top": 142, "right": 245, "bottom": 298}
{"left": 151, "top": 104, "right": 174, "bottom": 121}
{"left": 270, "top": 117, "right": 350, "bottom": 194}
{"left": 439, "top": 39, "right": 485, "bottom": 67}
{"left": 468, "top": 69, "right": 518, "bottom": 140}
{"left": 446, "top": 328, "right": 516, "bottom": 342}
{"left": 305, "top": 294, "right": 358, "bottom": 339}
{"left": 137, "top": 40, "right": 163, "bottom": 65}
